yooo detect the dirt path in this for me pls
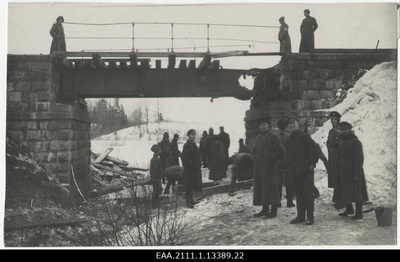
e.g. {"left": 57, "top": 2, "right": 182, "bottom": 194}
{"left": 181, "top": 169, "right": 397, "bottom": 246}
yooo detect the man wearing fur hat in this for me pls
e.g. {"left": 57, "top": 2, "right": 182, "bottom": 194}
{"left": 286, "top": 116, "right": 320, "bottom": 225}
{"left": 50, "top": 16, "right": 66, "bottom": 53}
{"left": 333, "top": 121, "right": 369, "bottom": 220}
{"left": 252, "top": 118, "right": 285, "bottom": 219}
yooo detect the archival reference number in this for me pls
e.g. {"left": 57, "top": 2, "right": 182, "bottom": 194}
{"left": 156, "top": 251, "right": 245, "bottom": 260}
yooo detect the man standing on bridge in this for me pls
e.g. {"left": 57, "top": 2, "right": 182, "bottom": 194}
{"left": 278, "top": 17, "right": 292, "bottom": 53}
{"left": 219, "top": 126, "right": 230, "bottom": 175}
{"left": 299, "top": 9, "right": 318, "bottom": 53}
{"left": 50, "top": 16, "right": 66, "bottom": 53}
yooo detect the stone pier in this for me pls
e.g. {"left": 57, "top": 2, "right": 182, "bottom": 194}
{"left": 7, "top": 55, "right": 92, "bottom": 195}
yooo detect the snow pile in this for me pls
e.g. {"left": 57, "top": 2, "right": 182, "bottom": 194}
{"left": 313, "top": 62, "right": 397, "bottom": 205}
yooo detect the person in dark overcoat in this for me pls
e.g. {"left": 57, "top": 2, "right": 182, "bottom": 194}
{"left": 199, "top": 131, "right": 208, "bottom": 168}
{"left": 299, "top": 9, "right": 318, "bottom": 53}
{"left": 238, "top": 139, "right": 251, "bottom": 154}
{"left": 150, "top": 145, "right": 163, "bottom": 206}
{"left": 276, "top": 119, "right": 295, "bottom": 208}
{"left": 278, "top": 17, "right": 292, "bottom": 53}
{"left": 252, "top": 118, "right": 285, "bottom": 219}
{"left": 158, "top": 132, "right": 175, "bottom": 183}
{"left": 181, "top": 129, "right": 203, "bottom": 208}
{"left": 327, "top": 111, "right": 341, "bottom": 191}
{"left": 208, "top": 135, "right": 227, "bottom": 181}
{"left": 50, "top": 16, "right": 66, "bottom": 53}
{"left": 205, "top": 128, "right": 215, "bottom": 169}
{"left": 170, "top": 133, "right": 181, "bottom": 166}
{"left": 287, "top": 116, "right": 320, "bottom": 225}
{"left": 333, "top": 122, "right": 369, "bottom": 220}
{"left": 219, "top": 126, "right": 231, "bottom": 174}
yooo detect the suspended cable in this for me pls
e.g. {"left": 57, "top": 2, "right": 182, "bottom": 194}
{"left": 64, "top": 21, "right": 279, "bottom": 28}
{"left": 80, "top": 44, "right": 255, "bottom": 52}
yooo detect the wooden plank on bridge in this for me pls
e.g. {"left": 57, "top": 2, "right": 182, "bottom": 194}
{"left": 94, "top": 148, "right": 113, "bottom": 163}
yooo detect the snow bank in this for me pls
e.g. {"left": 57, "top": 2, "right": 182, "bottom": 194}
{"left": 313, "top": 62, "right": 397, "bottom": 205}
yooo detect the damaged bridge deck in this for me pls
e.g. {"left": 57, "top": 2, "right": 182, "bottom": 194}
{"left": 54, "top": 51, "right": 257, "bottom": 100}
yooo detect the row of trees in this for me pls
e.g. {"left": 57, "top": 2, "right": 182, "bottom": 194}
{"left": 88, "top": 98, "right": 164, "bottom": 138}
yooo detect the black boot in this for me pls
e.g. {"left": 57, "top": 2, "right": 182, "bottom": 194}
{"left": 254, "top": 205, "right": 269, "bottom": 218}
{"left": 264, "top": 206, "right": 277, "bottom": 219}
{"left": 306, "top": 211, "right": 314, "bottom": 225}
{"left": 339, "top": 203, "right": 354, "bottom": 217}
{"left": 352, "top": 202, "right": 363, "bottom": 220}
{"left": 290, "top": 216, "right": 305, "bottom": 224}
{"left": 286, "top": 188, "right": 295, "bottom": 207}
{"left": 313, "top": 186, "right": 320, "bottom": 199}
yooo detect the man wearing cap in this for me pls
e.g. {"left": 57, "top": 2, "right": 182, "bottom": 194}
{"left": 181, "top": 129, "right": 203, "bottom": 208}
{"left": 332, "top": 122, "right": 369, "bottom": 220}
{"left": 299, "top": 9, "right": 318, "bottom": 53}
{"left": 286, "top": 116, "right": 320, "bottom": 225}
{"left": 327, "top": 112, "right": 341, "bottom": 193}
{"left": 278, "top": 17, "right": 292, "bottom": 53}
{"left": 50, "top": 16, "right": 66, "bottom": 53}
{"left": 219, "top": 126, "right": 231, "bottom": 175}
{"left": 252, "top": 118, "right": 285, "bottom": 219}
{"left": 150, "top": 144, "right": 163, "bottom": 207}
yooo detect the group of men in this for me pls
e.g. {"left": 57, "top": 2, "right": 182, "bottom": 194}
{"left": 278, "top": 9, "right": 318, "bottom": 53}
{"left": 250, "top": 112, "right": 369, "bottom": 226}
{"left": 199, "top": 127, "right": 231, "bottom": 181}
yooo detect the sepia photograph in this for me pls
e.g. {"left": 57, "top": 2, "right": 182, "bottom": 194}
{"left": 0, "top": 0, "right": 398, "bottom": 249}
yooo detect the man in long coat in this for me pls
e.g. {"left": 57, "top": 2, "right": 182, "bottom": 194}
{"left": 278, "top": 17, "right": 292, "bottom": 53}
{"left": 50, "top": 16, "right": 66, "bottom": 53}
{"left": 181, "top": 129, "right": 203, "bottom": 208}
{"left": 333, "top": 122, "right": 369, "bottom": 220}
{"left": 205, "top": 127, "right": 215, "bottom": 169}
{"left": 219, "top": 126, "right": 231, "bottom": 174}
{"left": 299, "top": 9, "right": 318, "bottom": 53}
{"left": 158, "top": 132, "right": 175, "bottom": 183}
{"left": 208, "top": 135, "right": 227, "bottom": 181}
{"left": 287, "top": 116, "right": 320, "bottom": 225}
{"left": 252, "top": 118, "right": 285, "bottom": 219}
{"left": 199, "top": 131, "right": 208, "bottom": 168}
{"left": 276, "top": 118, "right": 294, "bottom": 208}
{"left": 170, "top": 133, "right": 181, "bottom": 166}
{"left": 327, "top": 111, "right": 341, "bottom": 191}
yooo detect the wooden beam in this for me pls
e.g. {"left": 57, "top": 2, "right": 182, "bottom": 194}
{"left": 4, "top": 218, "right": 88, "bottom": 231}
{"left": 208, "top": 60, "right": 220, "bottom": 69}
{"left": 168, "top": 54, "right": 176, "bottom": 69}
{"left": 197, "top": 54, "right": 211, "bottom": 69}
{"left": 94, "top": 148, "right": 113, "bottom": 163}
{"left": 92, "top": 54, "right": 106, "bottom": 69}
{"left": 92, "top": 152, "right": 129, "bottom": 166}
{"left": 188, "top": 60, "right": 196, "bottom": 69}
{"left": 178, "top": 60, "right": 187, "bottom": 69}
{"left": 195, "top": 179, "right": 253, "bottom": 198}
{"left": 91, "top": 162, "right": 138, "bottom": 179}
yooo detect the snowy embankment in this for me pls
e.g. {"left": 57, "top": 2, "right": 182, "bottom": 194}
{"left": 92, "top": 121, "right": 246, "bottom": 169}
{"left": 313, "top": 61, "right": 397, "bottom": 205}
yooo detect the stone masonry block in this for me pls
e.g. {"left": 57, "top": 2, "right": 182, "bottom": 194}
{"left": 58, "top": 130, "right": 77, "bottom": 140}
{"left": 58, "top": 151, "right": 73, "bottom": 162}
{"left": 27, "top": 121, "right": 38, "bottom": 130}
{"left": 57, "top": 173, "right": 70, "bottom": 184}
{"left": 42, "top": 130, "right": 58, "bottom": 141}
{"left": 17, "top": 103, "right": 29, "bottom": 112}
{"left": 26, "top": 130, "right": 42, "bottom": 141}
{"left": 307, "top": 80, "right": 326, "bottom": 90}
{"left": 39, "top": 120, "right": 52, "bottom": 130}
{"left": 325, "top": 79, "right": 343, "bottom": 90}
{"left": 50, "top": 141, "right": 59, "bottom": 151}
{"left": 37, "top": 91, "right": 56, "bottom": 102}
{"left": 31, "top": 62, "right": 51, "bottom": 72}
{"left": 31, "top": 81, "right": 50, "bottom": 91}
{"left": 27, "top": 141, "right": 50, "bottom": 152}
{"left": 7, "top": 130, "right": 25, "bottom": 141}
{"left": 290, "top": 89, "right": 303, "bottom": 99}
{"left": 320, "top": 90, "right": 336, "bottom": 99}
{"left": 302, "top": 71, "right": 316, "bottom": 80}
{"left": 289, "top": 80, "right": 308, "bottom": 90}
{"left": 58, "top": 140, "right": 78, "bottom": 151}
{"left": 32, "top": 152, "right": 50, "bottom": 162}
{"left": 50, "top": 162, "right": 70, "bottom": 173}
{"left": 7, "top": 82, "right": 14, "bottom": 91}
{"left": 15, "top": 81, "right": 31, "bottom": 92}
{"left": 288, "top": 60, "right": 307, "bottom": 70}
{"left": 7, "top": 92, "right": 22, "bottom": 102}
{"left": 27, "top": 71, "right": 51, "bottom": 82}
{"left": 303, "top": 90, "right": 320, "bottom": 100}
{"left": 288, "top": 71, "right": 304, "bottom": 80}
{"left": 52, "top": 120, "right": 73, "bottom": 130}
{"left": 309, "top": 100, "right": 323, "bottom": 110}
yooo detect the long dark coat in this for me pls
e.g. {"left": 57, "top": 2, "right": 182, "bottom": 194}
{"left": 219, "top": 132, "right": 230, "bottom": 172}
{"left": 181, "top": 140, "right": 203, "bottom": 193}
{"left": 209, "top": 138, "right": 227, "bottom": 181}
{"left": 332, "top": 132, "right": 369, "bottom": 205}
{"left": 327, "top": 128, "right": 340, "bottom": 188}
{"left": 158, "top": 139, "right": 175, "bottom": 171}
{"left": 252, "top": 131, "right": 285, "bottom": 206}
{"left": 50, "top": 23, "right": 66, "bottom": 53}
{"left": 279, "top": 22, "right": 292, "bottom": 53}
{"left": 170, "top": 138, "right": 181, "bottom": 166}
{"left": 299, "top": 16, "right": 318, "bottom": 53}
{"left": 276, "top": 128, "right": 290, "bottom": 171}
{"left": 199, "top": 134, "right": 208, "bottom": 164}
